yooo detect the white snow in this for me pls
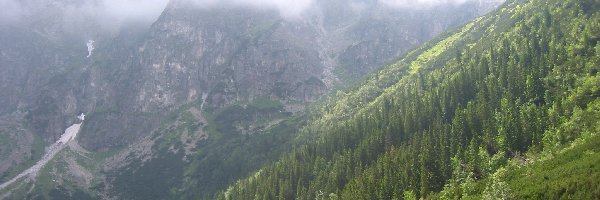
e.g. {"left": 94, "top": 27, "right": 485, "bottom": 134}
{"left": 57, "top": 123, "right": 81, "bottom": 144}
{"left": 200, "top": 93, "right": 208, "bottom": 111}
{"left": 78, "top": 113, "right": 86, "bottom": 121}
{"left": 86, "top": 40, "right": 95, "bottom": 58}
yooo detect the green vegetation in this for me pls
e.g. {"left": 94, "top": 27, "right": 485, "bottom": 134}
{"left": 217, "top": 0, "right": 600, "bottom": 199}
{"left": 44, "top": 186, "right": 97, "bottom": 200}
{"left": 0, "top": 132, "right": 14, "bottom": 159}
{"left": 13, "top": 149, "right": 100, "bottom": 200}
{"left": 0, "top": 128, "right": 45, "bottom": 183}
{"left": 409, "top": 22, "right": 474, "bottom": 75}
{"left": 111, "top": 148, "right": 186, "bottom": 200}
{"left": 506, "top": 134, "right": 600, "bottom": 199}
{"left": 109, "top": 95, "right": 305, "bottom": 199}
{"left": 250, "top": 96, "right": 284, "bottom": 110}
{"left": 177, "top": 117, "right": 304, "bottom": 199}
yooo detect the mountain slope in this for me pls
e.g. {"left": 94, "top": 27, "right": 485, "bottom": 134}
{"left": 0, "top": 1, "right": 505, "bottom": 199}
{"left": 219, "top": 0, "right": 600, "bottom": 199}
{"left": 499, "top": 133, "right": 600, "bottom": 199}
{"left": 93, "top": 2, "right": 502, "bottom": 199}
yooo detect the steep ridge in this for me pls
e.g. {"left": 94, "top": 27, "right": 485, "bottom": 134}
{"left": 219, "top": 0, "right": 600, "bottom": 199}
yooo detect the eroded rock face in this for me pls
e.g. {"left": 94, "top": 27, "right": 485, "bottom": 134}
{"left": 121, "top": 0, "right": 505, "bottom": 112}
{"left": 0, "top": 0, "right": 505, "bottom": 163}
{"left": 120, "top": 4, "right": 326, "bottom": 112}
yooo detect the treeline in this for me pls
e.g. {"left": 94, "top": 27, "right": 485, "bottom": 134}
{"left": 217, "top": 0, "right": 600, "bottom": 199}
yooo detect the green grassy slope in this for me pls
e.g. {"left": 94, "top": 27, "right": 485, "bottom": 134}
{"left": 107, "top": 98, "right": 307, "bottom": 199}
{"left": 506, "top": 134, "right": 600, "bottom": 199}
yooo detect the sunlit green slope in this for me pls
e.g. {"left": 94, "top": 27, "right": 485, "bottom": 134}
{"left": 218, "top": 0, "right": 600, "bottom": 199}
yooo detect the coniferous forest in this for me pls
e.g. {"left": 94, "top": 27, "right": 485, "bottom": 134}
{"left": 217, "top": 0, "right": 600, "bottom": 199}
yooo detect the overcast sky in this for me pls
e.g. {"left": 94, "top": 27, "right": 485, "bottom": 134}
{"left": 0, "top": 0, "right": 169, "bottom": 25}
{"left": 380, "top": 0, "right": 472, "bottom": 9}
{"left": 186, "top": 0, "right": 313, "bottom": 19}
{"left": 0, "top": 0, "right": 482, "bottom": 25}
{"left": 101, "top": 0, "right": 169, "bottom": 23}
{"left": 0, "top": 0, "right": 25, "bottom": 23}
{"left": 187, "top": 0, "right": 480, "bottom": 18}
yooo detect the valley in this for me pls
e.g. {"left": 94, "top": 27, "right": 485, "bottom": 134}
{"left": 1, "top": 0, "right": 599, "bottom": 199}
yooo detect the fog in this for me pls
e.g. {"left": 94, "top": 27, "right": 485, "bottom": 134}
{"left": 0, "top": 0, "right": 168, "bottom": 26}
{"left": 186, "top": 0, "right": 480, "bottom": 18}
{"left": 100, "top": 0, "right": 169, "bottom": 23}
{"left": 186, "top": 0, "right": 313, "bottom": 19}
{"left": 0, "top": 0, "right": 26, "bottom": 24}
{"left": 0, "top": 0, "right": 485, "bottom": 28}
{"left": 380, "top": 0, "right": 473, "bottom": 9}
{"left": 0, "top": 0, "right": 486, "bottom": 23}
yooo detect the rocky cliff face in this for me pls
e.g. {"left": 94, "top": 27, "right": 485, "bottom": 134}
{"left": 120, "top": 0, "right": 505, "bottom": 112}
{"left": 0, "top": 0, "right": 159, "bottom": 180}
{"left": 0, "top": 1, "right": 107, "bottom": 177}
{"left": 122, "top": 4, "right": 328, "bottom": 112}
{"left": 0, "top": 0, "right": 504, "bottom": 147}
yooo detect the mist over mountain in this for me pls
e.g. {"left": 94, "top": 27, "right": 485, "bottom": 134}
{"left": 0, "top": 0, "right": 168, "bottom": 24}
{"left": 0, "top": 0, "right": 501, "bottom": 28}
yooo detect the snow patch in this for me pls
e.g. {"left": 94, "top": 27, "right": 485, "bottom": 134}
{"left": 78, "top": 113, "right": 86, "bottom": 121}
{"left": 200, "top": 92, "right": 208, "bottom": 111}
{"left": 57, "top": 123, "right": 81, "bottom": 144}
{"left": 86, "top": 40, "right": 95, "bottom": 58}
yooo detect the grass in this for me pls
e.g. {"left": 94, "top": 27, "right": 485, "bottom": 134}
{"left": 250, "top": 96, "right": 283, "bottom": 110}
{"left": 0, "top": 179, "right": 34, "bottom": 199}
{"left": 111, "top": 149, "right": 185, "bottom": 200}
{"left": 0, "top": 131, "right": 45, "bottom": 183}
{"left": 409, "top": 22, "right": 474, "bottom": 75}
{"left": 0, "top": 132, "right": 13, "bottom": 158}
{"left": 30, "top": 150, "right": 99, "bottom": 199}
{"left": 505, "top": 134, "right": 600, "bottom": 199}
{"left": 206, "top": 96, "right": 287, "bottom": 137}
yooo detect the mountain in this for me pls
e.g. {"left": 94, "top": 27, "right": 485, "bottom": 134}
{"left": 115, "top": 0, "right": 505, "bottom": 114}
{"left": 0, "top": 0, "right": 500, "bottom": 149}
{"left": 0, "top": 0, "right": 505, "bottom": 199}
{"left": 218, "top": 0, "right": 600, "bottom": 199}
{"left": 94, "top": 1, "right": 504, "bottom": 199}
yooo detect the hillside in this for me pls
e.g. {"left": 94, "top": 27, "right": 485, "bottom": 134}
{"left": 219, "top": 0, "right": 600, "bottom": 199}
{"left": 0, "top": 1, "right": 504, "bottom": 199}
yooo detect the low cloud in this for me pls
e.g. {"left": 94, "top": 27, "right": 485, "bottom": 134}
{"left": 380, "top": 0, "right": 472, "bottom": 9}
{"left": 0, "top": 0, "right": 26, "bottom": 24}
{"left": 100, "top": 0, "right": 169, "bottom": 23}
{"left": 0, "top": 0, "right": 169, "bottom": 26}
{"left": 0, "top": 0, "right": 489, "bottom": 28}
{"left": 187, "top": 0, "right": 314, "bottom": 19}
